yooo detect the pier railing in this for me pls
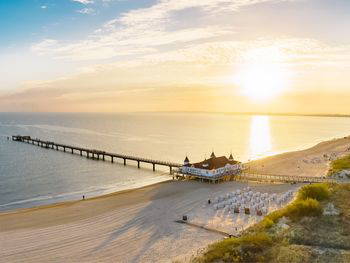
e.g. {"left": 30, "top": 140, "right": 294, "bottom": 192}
{"left": 238, "top": 171, "right": 336, "bottom": 183}
{"left": 11, "top": 135, "right": 181, "bottom": 174}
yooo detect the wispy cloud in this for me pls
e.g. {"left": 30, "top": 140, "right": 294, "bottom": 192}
{"left": 77, "top": 7, "right": 96, "bottom": 15}
{"left": 32, "top": 0, "right": 297, "bottom": 61}
{"left": 72, "top": 0, "right": 94, "bottom": 4}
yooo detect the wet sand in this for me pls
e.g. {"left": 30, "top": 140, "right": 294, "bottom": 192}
{"left": 1, "top": 135, "right": 349, "bottom": 262}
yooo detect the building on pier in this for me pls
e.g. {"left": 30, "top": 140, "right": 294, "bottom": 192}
{"left": 179, "top": 152, "right": 242, "bottom": 178}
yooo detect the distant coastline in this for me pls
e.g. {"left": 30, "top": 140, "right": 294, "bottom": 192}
{"left": 0, "top": 111, "right": 350, "bottom": 118}
{"left": 151, "top": 111, "right": 350, "bottom": 118}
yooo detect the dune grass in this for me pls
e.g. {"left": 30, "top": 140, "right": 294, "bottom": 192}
{"left": 193, "top": 183, "right": 350, "bottom": 263}
{"left": 258, "top": 183, "right": 328, "bottom": 225}
{"left": 297, "top": 183, "right": 330, "bottom": 201}
{"left": 328, "top": 154, "right": 350, "bottom": 176}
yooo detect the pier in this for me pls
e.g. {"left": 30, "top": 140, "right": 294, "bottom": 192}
{"left": 11, "top": 135, "right": 181, "bottom": 174}
{"left": 11, "top": 135, "right": 337, "bottom": 183}
{"left": 238, "top": 171, "right": 335, "bottom": 183}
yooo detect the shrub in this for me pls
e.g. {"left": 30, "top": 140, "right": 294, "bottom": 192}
{"left": 259, "top": 218, "right": 274, "bottom": 229}
{"left": 328, "top": 154, "right": 350, "bottom": 176}
{"left": 284, "top": 198, "right": 322, "bottom": 221}
{"left": 198, "top": 233, "right": 272, "bottom": 262}
{"left": 239, "top": 232, "right": 273, "bottom": 248}
{"left": 297, "top": 183, "right": 330, "bottom": 201}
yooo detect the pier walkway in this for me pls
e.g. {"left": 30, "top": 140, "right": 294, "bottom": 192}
{"left": 11, "top": 135, "right": 181, "bottom": 174}
{"left": 238, "top": 171, "right": 335, "bottom": 183}
{"left": 172, "top": 170, "right": 335, "bottom": 184}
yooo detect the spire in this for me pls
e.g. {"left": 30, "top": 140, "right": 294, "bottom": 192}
{"left": 210, "top": 151, "right": 216, "bottom": 158}
{"left": 184, "top": 156, "right": 190, "bottom": 165}
{"left": 229, "top": 153, "right": 234, "bottom": 160}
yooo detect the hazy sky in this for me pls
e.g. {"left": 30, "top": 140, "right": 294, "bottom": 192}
{"left": 0, "top": 0, "right": 349, "bottom": 114}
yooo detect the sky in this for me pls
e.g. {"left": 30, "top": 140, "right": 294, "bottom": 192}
{"left": 0, "top": 0, "right": 349, "bottom": 114}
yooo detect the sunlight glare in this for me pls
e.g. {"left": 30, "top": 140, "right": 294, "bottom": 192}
{"left": 249, "top": 116, "right": 272, "bottom": 159}
{"left": 234, "top": 47, "right": 291, "bottom": 101}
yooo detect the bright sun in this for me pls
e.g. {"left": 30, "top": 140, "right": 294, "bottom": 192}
{"left": 234, "top": 47, "right": 291, "bottom": 101}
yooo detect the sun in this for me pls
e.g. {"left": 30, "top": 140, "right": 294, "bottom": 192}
{"left": 233, "top": 47, "right": 291, "bottom": 101}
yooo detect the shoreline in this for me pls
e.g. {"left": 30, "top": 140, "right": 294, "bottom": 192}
{"left": 1, "top": 134, "right": 349, "bottom": 215}
{"left": 1, "top": 135, "right": 350, "bottom": 262}
{"left": 0, "top": 179, "right": 173, "bottom": 216}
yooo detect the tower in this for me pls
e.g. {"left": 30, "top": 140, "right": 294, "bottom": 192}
{"left": 184, "top": 156, "right": 190, "bottom": 165}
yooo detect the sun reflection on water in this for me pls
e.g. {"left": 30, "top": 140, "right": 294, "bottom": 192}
{"left": 249, "top": 116, "right": 272, "bottom": 159}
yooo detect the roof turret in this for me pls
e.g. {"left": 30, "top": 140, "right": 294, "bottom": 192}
{"left": 229, "top": 153, "right": 234, "bottom": 160}
{"left": 184, "top": 156, "right": 190, "bottom": 164}
{"left": 210, "top": 151, "right": 216, "bottom": 158}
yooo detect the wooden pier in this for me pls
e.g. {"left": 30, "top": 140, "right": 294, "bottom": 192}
{"left": 11, "top": 135, "right": 181, "bottom": 174}
{"left": 11, "top": 135, "right": 337, "bottom": 183}
{"left": 238, "top": 171, "right": 335, "bottom": 183}
{"left": 173, "top": 166, "right": 335, "bottom": 184}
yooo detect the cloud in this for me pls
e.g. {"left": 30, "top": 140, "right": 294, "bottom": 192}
{"left": 72, "top": 0, "right": 94, "bottom": 4}
{"left": 32, "top": 0, "right": 297, "bottom": 61}
{"left": 40, "top": 5, "right": 47, "bottom": 9}
{"left": 28, "top": 37, "right": 350, "bottom": 91}
{"left": 6, "top": 35, "right": 350, "bottom": 113}
{"left": 77, "top": 7, "right": 96, "bottom": 14}
{"left": 5, "top": 0, "right": 350, "bottom": 113}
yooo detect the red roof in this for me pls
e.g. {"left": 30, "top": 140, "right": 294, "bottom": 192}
{"left": 191, "top": 156, "right": 239, "bottom": 170}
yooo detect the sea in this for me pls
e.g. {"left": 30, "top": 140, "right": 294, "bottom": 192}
{"left": 1, "top": 112, "right": 349, "bottom": 211}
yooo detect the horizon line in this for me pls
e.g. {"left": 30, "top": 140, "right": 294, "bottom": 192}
{"left": 0, "top": 111, "right": 349, "bottom": 118}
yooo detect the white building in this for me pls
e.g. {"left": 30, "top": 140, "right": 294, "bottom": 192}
{"left": 180, "top": 152, "right": 242, "bottom": 178}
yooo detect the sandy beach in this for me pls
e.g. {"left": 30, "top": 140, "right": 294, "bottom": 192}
{"left": 1, "top": 135, "right": 350, "bottom": 262}
{"left": 248, "top": 135, "right": 350, "bottom": 177}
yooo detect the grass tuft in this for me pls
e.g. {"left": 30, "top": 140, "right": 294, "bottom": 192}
{"left": 328, "top": 154, "right": 350, "bottom": 176}
{"left": 283, "top": 198, "right": 322, "bottom": 221}
{"left": 196, "top": 232, "right": 273, "bottom": 263}
{"left": 297, "top": 183, "right": 330, "bottom": 201}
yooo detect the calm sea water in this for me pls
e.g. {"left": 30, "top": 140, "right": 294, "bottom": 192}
{"left": 1, "top": 112, "right": 349, "bottom": 211}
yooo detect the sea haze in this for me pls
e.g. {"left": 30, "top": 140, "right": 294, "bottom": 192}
{"left": 1, "top": 112, "right": 350, "bottom": 211}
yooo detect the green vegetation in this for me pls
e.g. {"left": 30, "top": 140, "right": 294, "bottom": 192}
{"left": 328, "top": 154, "right": 350, "bottom": 176}
{"left": 258, "top": 183, "right": 328, "bottom": 224}
{"left": 193, "top": 183, "right": 350, "bottom": 263}
{"left": 198, "top": 232, "right": 272, "bottom": 263}
{"left": 284, "top": 198, "right": 322, "bottom": 221}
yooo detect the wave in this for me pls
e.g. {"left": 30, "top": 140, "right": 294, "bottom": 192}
{"left": 0, "top": 175, "right": 170, "bottom": 211}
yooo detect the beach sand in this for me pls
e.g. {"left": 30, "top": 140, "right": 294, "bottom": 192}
{"left": 248, "top": 135, "right": 350, "bottom": 177}
{"left": 1, "top": 135, "right": 350, "bottom": 262}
